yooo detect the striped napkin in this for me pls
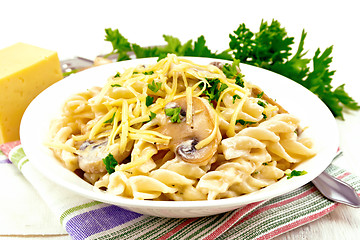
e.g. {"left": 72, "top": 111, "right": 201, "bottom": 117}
{"left": 1, "top": 141, "right": 360, "bottom": 240}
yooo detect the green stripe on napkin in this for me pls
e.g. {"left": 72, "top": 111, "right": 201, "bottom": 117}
{"left": 9, "top": 145, "right": 28, "bottom": 170}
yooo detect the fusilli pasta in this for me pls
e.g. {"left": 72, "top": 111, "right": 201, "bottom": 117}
{"left": 48, "top": 55, "right": 316, "bottom": 200}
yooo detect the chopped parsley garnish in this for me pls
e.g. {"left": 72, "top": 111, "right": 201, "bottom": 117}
{"left": 235, "top": 119, "right": 257, "bottom": 125}
{"left": 143, "top": 70, "right": 154, "bottom": 75}
{"left": 165, "top": 107, "right": 182, "bottom": 123}
{"left": 102, "top": 153, "right": 118, "bottom": 174}
{"left": 235, "top": 75, "right": 244, "bottom": 88}
{"left": 285, "top": 170, "right": 307, "bottom": 179}
{"left": 104, "top": 112, "right": 115, "bottom": 124}
{"left": 222, "top": 59, "right": 240, "bottom": 77}
{"left": 222, "top": 60, "right": 245, "bottom": 88}
{"left": 148, "top": 111, "right": 156, "bottom": 122}
{"left": 219, "top": 83, "right": 229, "bottom": 92}
{"left": 257, "top": 100, "right": 267, "bottom": 107}
{"left": 262, "top": 113, "right": 268, "bottom": 119}
{"left": 114, "top": 72, "right": 121, "bottom": 78}
{"left": 145, "top": 95, "right": 154, "bottom": 107}
{"left": 144, "top": 111, "right": 156, "bottom": 123}
{"left": 232, "top": 94, "right": 241, "bottom": 103}
{"left": 257, "top": 91, "right": 264, "bottom": 98}
{"left": 111, "top": 83, "right": 121, "bottom": 87}
{"left": 148, "top": 80, "right": 162, "bottom": 93}
{"left": 200, "top": 78, "right": 228, "bottom": 103}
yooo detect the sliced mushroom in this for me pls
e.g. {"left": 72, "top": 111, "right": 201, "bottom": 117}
{"left": 155, "top": 96, "right": 221, "bottom": 165}
{"left": 78, "top": 139, "right": 109, "bottom": 173}
{"left": 77, "top": 138, "right": 132, "bottom": 174}
{"left": 177, "top": 139, "right": 198, "bottom": 159}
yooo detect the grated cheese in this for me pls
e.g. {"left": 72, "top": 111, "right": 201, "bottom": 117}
{"left": 50, "top": 54, "right": 282, "bottom": 172}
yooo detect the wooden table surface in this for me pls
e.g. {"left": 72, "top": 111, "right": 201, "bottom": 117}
{"left": 1, "top": 1, "right": 359, "bottom": 239}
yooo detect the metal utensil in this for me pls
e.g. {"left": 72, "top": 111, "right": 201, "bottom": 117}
{"left": 312, "top": 171, "right": 360, "bottom": 208}
{"left": 60, "top": 57, "right": 94, "bottom": 73}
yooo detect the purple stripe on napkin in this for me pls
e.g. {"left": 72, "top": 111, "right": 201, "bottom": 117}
{"left": 0, "top": 159, "right": 12, "bottom": 164}
{"left": 65, "top": 205, "right": 142, "bottom": 240}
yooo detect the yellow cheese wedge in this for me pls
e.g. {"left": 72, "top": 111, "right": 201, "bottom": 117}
{"left": 0, "top": 43, "right": 63, "bottom": 144}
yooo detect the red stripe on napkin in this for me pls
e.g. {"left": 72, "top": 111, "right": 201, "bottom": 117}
{"left": 0, "top": 140, "right": 21, "bottom": 156}
{"left": 257, "top": 204, "right": 338, "bottom": 240}
{"left": 158, "top": 218, "right": 199, "bottom": 240}
{"left": 203, "top": 201, "right": 264, "bottom": 240}
{"left": 235, "top": 186, "right": 318, "bottom": 227}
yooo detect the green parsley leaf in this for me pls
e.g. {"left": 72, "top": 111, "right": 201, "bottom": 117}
{"left": 148, "top": 80, "right": 162, "bottom": 93}
{"left": 222, "top": 59, "right": 240, "bottom": 78}
{"left": 114, "top": 72, "right": 121, "bottom": 78}
{"left": 229, "top": 23, "right": 255, "bottom": 63}
{"left": 184, "top": 36, "right": 232, "bottom": 60}
{"left": 143, "top": 71, "right": 154, "bottom": 75}
{"left": 257, "top": 100, "right": 267, "bottom": 107}
{"left": 270, "top": 30, "right": 310, "bottom": 84}
{"left": 230, "top": 20, "right": 294, "bottom": 67}
{"left": 285, "top": 170, "right": 307, "bottom": 179}
{"left": 161, "top": 35, "right": 193, "bottom": 58}
{"left": 200, "top": 78, "right": 228, "bottom": 103}
{"left": 257, "top": 91, "right": 264, "bottom": 98}
{"left": 235, "top": 119, "right": 257, "bottom": 125}
{"left": 132, "top": 43, "right": 160, "bottom": 58}
{"left": 102, "top": 153, "right": 118, "bottom": 174}
{"left": 165, "top": 107, "right": 182, "bottom": 123}
{"left": 104, "top": 112, "right": 115, "bottom": 124}
{"left": 334, "top": 84, "right": 360, "bottom": 110}
{"left": 219, "top": 83, "right": 228, "bottom": 92}
{"left": 148, "top": 111, "right": 156, "bottom": 122}
{"left": 232, "top": 94, "right": 241, "bottom": 103}
{"left": 132, "top": 35, "right": 192, "bottom": 60}
{"left": 104, "top": 28, "right": 132, "bottom": 61}
{"left": 105, "top": 29, "right": 231, "bottom": 62}
{"left": 235, "top": 75, "right": 245, "bottom": 88}
{"left": 111, "top": 84, "right": 121, "bottom": 87}
{"left": 222, "top": 60, "right": 245, "bottom": 88}
{"left": 145, "top": 96, "right": 154, "bottom": 107}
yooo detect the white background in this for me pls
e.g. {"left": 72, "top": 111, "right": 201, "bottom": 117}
{"left": 1, "top": 0, "right": 359, "bottom": 239}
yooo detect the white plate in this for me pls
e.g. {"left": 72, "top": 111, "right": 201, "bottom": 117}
{"left": 20, "top": 57, "right": 339, "bottom": 218}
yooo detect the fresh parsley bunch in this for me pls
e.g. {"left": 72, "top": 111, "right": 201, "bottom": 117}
{"left": 104, "top": 20, "right": 360, "bottom": 119}
{"left": 229, "top": 20, "right": 360, "bottom": 119}
{"left": 104, "top": 28, "right": 232, "bottom": 61}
